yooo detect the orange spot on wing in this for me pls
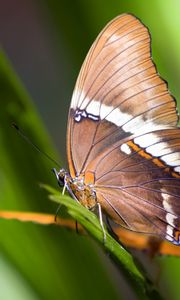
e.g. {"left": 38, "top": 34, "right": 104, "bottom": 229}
{"left": 127, "top": 141, "right": 140, "bottom": 151}
{"left": 127, "top": 141, "right": 152, "bottom": 159}
{"left": 127, "top": 140, "right": 180, "bottom": 178}
{"left": 172, "top": 172, "right": 180, "bottom": 178}
{"left": 84, "top": 171, "right": 95, "bottom": 185}
{"left": 139, "top": 150, "right": 152, "bottom": 159}
{"left": 152, "top": 158, "right": 165, "bottom": 167}
{"left": 175, "top": 230, "right": 180, "bottom": 241}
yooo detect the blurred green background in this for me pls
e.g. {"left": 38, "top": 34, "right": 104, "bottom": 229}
{"left": 0, "top": 1, "right": 180, "bottom": 299}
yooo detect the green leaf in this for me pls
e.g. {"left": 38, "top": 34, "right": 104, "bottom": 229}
{"left": 49, "top": 188, "right": 144, "bottom": 279}
{"left": 2, "top": 1, "right": 180, "bottom": 298}
{"left": 43, "top": 184, "right": 165, "bottom": 300}
{"left": 0, "top": 49, "right": 123, "bottom": 300}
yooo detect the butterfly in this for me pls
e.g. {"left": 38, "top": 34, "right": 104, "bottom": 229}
{"left": 54, "top": 13, "right": 180, "bottom": 245}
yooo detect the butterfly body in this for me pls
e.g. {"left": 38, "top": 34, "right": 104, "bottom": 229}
{"left": 58, "top": 169, "right": 97, "bottom": 209}
{"left": 57, "top": 13, "right": 180, "bottom": 245}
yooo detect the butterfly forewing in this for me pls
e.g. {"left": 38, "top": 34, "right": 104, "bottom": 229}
{"left": 66, "top": 13, "right": 180, "bottom": 244}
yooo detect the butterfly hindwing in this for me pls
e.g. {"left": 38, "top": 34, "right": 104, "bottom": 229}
{"left": 92, "top": 129, "right": 180, "bottom": 244}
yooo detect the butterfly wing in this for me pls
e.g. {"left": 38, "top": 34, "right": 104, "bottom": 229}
{"left": 66, "top": 13, "right": 180, "bottom": 244}
{"left": 88, "top": 129, "right": 180, "bottom": 244}
{"left": 67, "top": 13, "right": 178, "bottom": 177}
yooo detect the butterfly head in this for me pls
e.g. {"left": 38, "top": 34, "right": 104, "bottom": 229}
{"left": 52, "top": 168, "right": 66, "bottom": 186}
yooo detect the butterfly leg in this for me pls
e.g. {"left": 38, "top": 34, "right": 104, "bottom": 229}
{"left": 54, "top": 204, "right": 62, "bottom": 222}
{"left": 97, "top": 202, "right": 106, "bottom": 244}
{"left": 62, "top": 181, "right": 67, "bottom": 195}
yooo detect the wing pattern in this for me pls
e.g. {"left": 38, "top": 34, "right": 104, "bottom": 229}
{"left": 94, "top": 129, "right": 180, "bottom": 243}
{"left": 66, "top": 14, "right": 180, "bottom": 244}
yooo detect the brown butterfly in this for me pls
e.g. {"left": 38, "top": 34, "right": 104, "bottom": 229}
{"left": 54, "top": 13, "right": 180, "bottom": 245}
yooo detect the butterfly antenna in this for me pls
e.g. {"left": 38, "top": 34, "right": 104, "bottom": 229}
{"left": 12, "top": 123, "right": 61, "bottom": 168}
